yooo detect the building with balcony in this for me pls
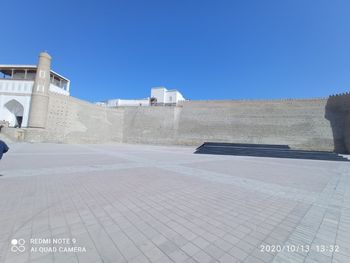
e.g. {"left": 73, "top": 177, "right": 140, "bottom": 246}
{"left": 0, "top": 61, "right": 70, "bottom": 128}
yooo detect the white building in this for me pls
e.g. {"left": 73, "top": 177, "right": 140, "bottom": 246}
{"left": 98, "top": 98, "right": 150, "bottom": 107}
{"left": 96, "top": 87, "right": 185, "bottom": 107}
{"left": 0, "top": 64, "right": 70, "bottom": 128}
{"left": 151, "top": 87, "right": 185, "bottom": 105}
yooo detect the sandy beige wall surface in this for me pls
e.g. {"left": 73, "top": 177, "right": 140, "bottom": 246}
{"left": 122, "top": 99, "right": 337, "bottom": 151}
{"left": 14, "top": 93, "right": 350, "bottom": 153}
{"left": 27, "top": 92, "right": 124, "bottom": 143}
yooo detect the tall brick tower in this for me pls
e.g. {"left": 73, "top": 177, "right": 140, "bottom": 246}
{"left": 28, "top": 52, "right": 51, "bottom": 128}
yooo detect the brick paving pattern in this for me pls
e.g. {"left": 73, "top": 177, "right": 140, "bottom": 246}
{"left": 0, "top": 143, "right": 349, "bottom": 263}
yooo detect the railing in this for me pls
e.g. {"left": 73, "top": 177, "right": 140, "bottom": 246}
{"left": 0, "top": 79, "right": 33, "bottom": 94}
{"left": 0, "top": 79, "right": 69, "bottom": 96}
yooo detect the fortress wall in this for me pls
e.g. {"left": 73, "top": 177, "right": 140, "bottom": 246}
{"left": 20, "top": 93, "right": 349, "bottom": 153}
{"left": 122, "top": 106, "right": 180, "bottom": 144}
{"left": 45, "top": 92, "right": 70, "bottom": 141}
{"left": 41, "top": 93, "right": 124, "bottom": 143}
{"left": 63, "top": 96, "right": 124, "bottom": 143}
{"left": 122, "top": 99, "right": 337, "bottom": 151}
{"left": 325, "top": 93, "right": 350, "bottom": 153}
{"left": 176, "top": 100, "right": 334, "bottom": 150}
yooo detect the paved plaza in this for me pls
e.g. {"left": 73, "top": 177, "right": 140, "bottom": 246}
{"left": 0, "top": 143, "right": 349, "bottom": 263}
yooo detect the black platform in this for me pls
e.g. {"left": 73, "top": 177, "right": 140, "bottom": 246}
{"left": 194, "top": 142, "right": 349, "bottom": 162}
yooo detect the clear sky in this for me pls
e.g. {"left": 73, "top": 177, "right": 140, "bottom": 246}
{"left": 1, "top": 0, "right": 350, "bottom": 102}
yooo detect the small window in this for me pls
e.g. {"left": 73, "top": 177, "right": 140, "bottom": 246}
{"left": 39, "top": 70, "right": 46, "bottom": 78}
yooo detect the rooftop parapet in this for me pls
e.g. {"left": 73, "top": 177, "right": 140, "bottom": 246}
{"left": 326, "top": 91, "right": 350, "bottom": 111}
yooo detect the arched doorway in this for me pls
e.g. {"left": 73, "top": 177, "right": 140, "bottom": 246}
{"left": 4, "top": 99, "right": 24, "bottom": 128}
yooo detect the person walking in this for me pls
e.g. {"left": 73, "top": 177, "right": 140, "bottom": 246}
{"left": 0, "top": 140, "right": 9, "bottom": 160}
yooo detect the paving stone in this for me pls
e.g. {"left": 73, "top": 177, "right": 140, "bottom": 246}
{"left": 244, "top": 255, "right": 265, "bottom": 263}
{"left": 153, "top": 256, "right": 173, "bottom": 263}
{"left": 158, "top": 240, "right": 179, "bottom": 254}
{"left": 129, "top": 253, "right": 150, "bottom": 263}
{"left": 143, "top": 247, "right": 165, "bottom": 262}
{"left": 180, "top": 242, "right": 201, "bottom": 256}
{"left": 223, "top": 234, "right": 240, "bottom": 245}
{"left": 213, "top": 239, "right": 233, "bottom": 252}
{"left": 192, "top": 250, "right": 214, "bottom": 263}
{"left": 168, "top": 249, "right": 189, "bottom": 263}
{"left": 218, "top": 253, "right": 239, "bottom": 263}
{"left": 204, "top": 244, "right": 226, "bottom": 259}
{"left": 192, "top": 237, "right": 211, "bottom": 249}
{"left": 229, "top": 246, "right": 249, "bottom": 261}
{"left": 0, "top": 143, "right": 349, "bottom": 263}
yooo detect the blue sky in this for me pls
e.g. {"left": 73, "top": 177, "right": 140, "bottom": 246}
{"left": 1, "top": 0, "right": 350, "bottom": 101}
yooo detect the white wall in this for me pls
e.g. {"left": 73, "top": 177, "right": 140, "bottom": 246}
{"left": 49, "top": 83, "right": 70, "bottom": 96}
{"left": 151, "top": 87, "right": 185, "bottom": 104}
{"left": 0, "top": 79, "right": 33, "bottom": 95}
{"left": 97, "top": 98, "right": 150, "bottom": 107}
{"left": 151, "top": 88, "right": 166, "bottom": 103}
{"left": 166, "top": 90, "right": 185, "bottom": 104}
{"left": 96, "top": 87, "right": 186, "bottom": 107}
{"left": 175, "top": 90, "right": 185, "bottom": 101}
{"left": 116, "top": 99, "right": 149, "bottom": 107}
{"left": 0, "top": 79, "right": 69, "bottom": 127}
{"left": 165, "top": 91, "right": 174, "bottom": 103}
{"left": 0, "top": 79, "right": 33, "bottom": 127}
{"left": 0, "top": 94, "right": 31, "bottom": 127}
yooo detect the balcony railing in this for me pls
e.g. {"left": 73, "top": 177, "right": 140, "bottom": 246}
{"left": 0, "top": 79, "right": 33, "bottom": 94}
